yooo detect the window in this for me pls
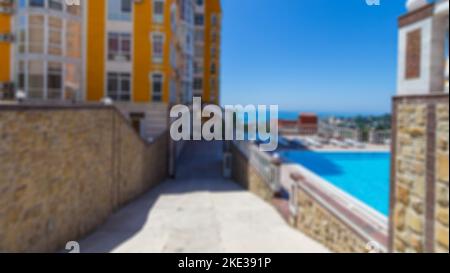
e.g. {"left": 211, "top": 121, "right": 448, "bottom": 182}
{"left": 151, "top": 73, "right": 163, "bottom": 102}
{"left": 108, "top": 0, "right": 131, "bottom": 21}
{"left": 47, "top": 62, "right": 63, "bottom": 99}
{"left": 211, "top": 47, "right": 216, "bottom": 59}
{"left": 121, "top": 0, "right": 132, "bottom": 13}
{"left": 48, "top": 17, "right": 63, "bottom": 55}
{"left": 195, "top": 45, "right": 204, "bottom": 58}
{"left": 196, "top": 0, "right": 203, "bottom": 6}
{"left": 210, "top": 78, "right": 216, "bottom": 102}
{"left": 194, "top": 61, "right": 203, "bottom": 74}
{"left": 152, "top": 33, "right": 164, "bottom": 63}
{"left": 210, "top": 63, "right": 216, "bottom": 75}
{"left": 49, "top": 0, "right": 63, "bottom": 11}
{"left": 405, "top": 29, "right": 421, "bottom": 79}
{"left": 195, "top": 30, "right": 204, "bottom": 43}
{"left": 30, "top": 0, "right": 45, "bottom": 7}
{"left": 17, "top": 61, "right": 25, "bottom": 90}
{"left": 170, "top": 4, "right": 177, "bottom": 31}
{"left": 153, "top": 0, "right": 164, "bottom": 24}
{"left": 194, "top": 14, "right": 204, "bottom": 26}
{"left": 193, "top": 78, "right": 202, "bottom": 90}
{"left": 107, "top": 72, "right": 131, "bottom": 101}
{"left": 28, "top": 15, "right": 44, "bottom": 53}
{"left": 65, "top": 63, "right": 81, "bottom": 100}
{"left": 66, "top": 20, "right": 82, "bottom": 58}
{"left": 211, "top": 14, "right": 218, "bottom": 26}
{"left": 108, "top": 33, "right": 131, "bottom": 61}
{"left": 211, "top": 32, "right": 218, "bottom": 43}
{"left": 170, "top": 43, "right": 176, "bottom": 67}
{"left": 169, "top": 79, "right": 176, "bottom": 103}
{"left": 17, "top": 16, "right": 26, "bottom": 53}
{"left": 28, "top": 60, "right": 44, "bottom": 99}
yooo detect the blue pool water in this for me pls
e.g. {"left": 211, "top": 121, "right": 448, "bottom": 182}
{"left": 281, "top": 151, "right": 390, "bottom": 215}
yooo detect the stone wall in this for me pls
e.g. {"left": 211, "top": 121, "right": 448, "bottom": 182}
{"left": 293, "top": 189, "right": 368, "bottom": 253}
{"left": 390, "top": 95, "right": 449, "bottom": 253}
{"left": 435, "top": 104, "right": 449, "bottom": 253}
{"left": 230, "top": 144, "right": 274, "bottom": 203}
{"left": 0, "top": 105, "right": 168, "bottom": 252}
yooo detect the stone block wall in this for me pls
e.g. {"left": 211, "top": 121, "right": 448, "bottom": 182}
{"left": 230, "top": 144, "right": 274, "bottom": 203}
{"left": 390, "top": 95, "right": 449, "bottom": 253}
{"left": 435, "top": 104, "right": 449, "bottom": 253}
{"left": 294, "top": 189, "right": 368, "bottom": 253}
{"left": 0, "top": 105, "right": 168, "bottom": 252}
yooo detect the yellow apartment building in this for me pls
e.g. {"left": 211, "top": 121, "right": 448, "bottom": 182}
{"left": 0, "top": 0, "right": 221, "bottom": 137}
{"left": 194, "top": 0, "right": 221, "bottom": 105}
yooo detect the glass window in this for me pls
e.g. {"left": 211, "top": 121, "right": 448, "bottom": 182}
{"left": 48, "top": 62, "right": 63, "bottom": 99}
{"left": 152, "top": 33, "right": 164, "bottom": 63}
{"left": 122, "top": 0, "right": 132, "bottom": 12}
{"left": 17, "top": 61, "right": 26, "bottom": 90}
{"left": 48, "top": 16, "right": 63, "bottom": 56}
{"left": 28, "top": 60, "right": 44, "bottom": 99}
{"left": 211, "top": 14, "right": 218, "bottom": 26}
{"left": 210, "top": 63, "right": 216, "bottom": 75}
{"left": 195, "top": 45, "right": 204, "bottom": 58}
{"left": 17, "top": 16, "right": 26, "bottom": 53}
{"left": 65, "top": 63, "right": 81, "bottom": 100}
{"left": 29, "top": 15, "right": 45, "bottom": 53}
{"left": 193, "top": 78, "right": 202, "bottom": 90}
{"left": 195, "top": 30, "right": 204, "bottom": 43}
{"left": 194, "top": 61, "right": 203, "bottom": 74}
{"left": 66, "top": 20, "right": 82, "bottom": 58}
{"left": 30, "top": 0, "right": 45, "bottom": 7}
{"left": 108, "top": 0, "right": 131, "bottom": 21}
{"left": 107, "top": 72, "right": 131, "bottom": 101}
{"left": 108, "top": 33, "right": 131, "bottom": 61}
{"left": 153, "top": 0, "right": 164, "bottom": 24}
{"left": 194, "top": 14, "right": 204, "bottom": 26}
{"left": 49, "top": 0, "right": 63, "bottom": 11}
{"left": 152, "top": 73, "right": 163, "bottom": 102}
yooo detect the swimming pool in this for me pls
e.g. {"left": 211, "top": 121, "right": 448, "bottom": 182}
{"left": 281, "top": 151, "right": 390, "bottom": 215}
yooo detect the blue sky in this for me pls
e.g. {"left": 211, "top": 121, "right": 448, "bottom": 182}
{"left": 220, "top": 0, "right": 407, "bottom": 115}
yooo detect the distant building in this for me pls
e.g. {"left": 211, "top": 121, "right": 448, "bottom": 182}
{"left": 278, "top": 119, "right": 299, "bottom": 135}
{"left": 298, "top": 113, "right": 318, "bottom": 135}
{"left": 369, "top": 129, "right": 391, "bottom": 145}
{"left": 278, "top": 113, "right": 318, "bottom": 135}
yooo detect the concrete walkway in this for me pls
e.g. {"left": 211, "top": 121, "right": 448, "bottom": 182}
{"left": 78, "top": 141, "right": 329, "bottom": 253}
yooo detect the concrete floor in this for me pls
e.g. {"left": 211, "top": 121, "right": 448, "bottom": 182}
{"left": 78, "top": 141, "right": 329, "bottom": 253}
